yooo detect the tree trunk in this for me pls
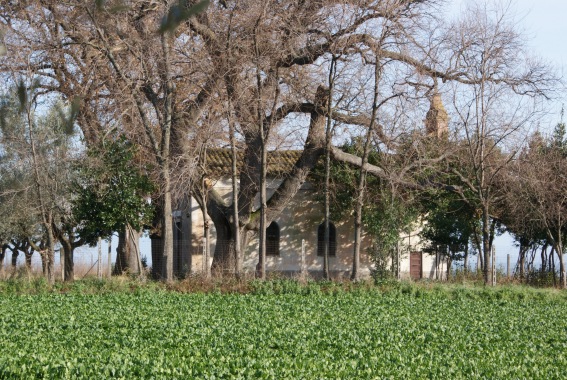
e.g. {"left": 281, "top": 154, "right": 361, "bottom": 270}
{"left": 557, "top": 248, "right": 566, "bottom": 289}
{"left": 161, "top": 171, "right": 174, "bottom": 281}
{"left": 518, "top": 241, "right": 526, "bottom": 280}
{"left": 551, "top": 250, "right": 557, "bottom": 287}
{"left": 472, "top": 226, "right": 483, "bottom": 273}
{"left": 323, "top": 59, "right": 336, "bottom": 281}
{"left": 481, "top": 206, "right": 491, "bottom": 285}
{"left": 352, "top": 54, "right": 380, "bottom": 281}
{"left": 114, "top": 224, "right": 141, "bottom": 275}
{"left": 24, "top": 250, "right": 33, "bottom": 273}
{"left": 61, "top": 240, "right": 74, "bottom": 282}
{"left": 45, "top": 229, "right": 56, "bottom": 285}
{"left": 258, "top": 130, "right": 267, "bottom": 280}
{"left": 464, "top": 244, "right": 469, "bottom": 274}
{"left": 11, "top": 249, "right": 18, "bottom": 270}
{"left": 38, "top": 251, "right": 47, "bottom": 277}
{"left": 447, "top": 255, "right": 452, "bottom": 281}
{"left": 210, "top": 213, "right": 235, "bottom": 275}
{"left": 228, "top": 104, "right": 242, "bottom": 277}
{"left": 556, "top": 235, "right": 566, "bottom": 289}
{"left": 541, "top": 245, "right": 547, "bottom": 273}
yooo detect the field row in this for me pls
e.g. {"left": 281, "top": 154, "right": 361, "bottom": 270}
{"left": 1, "top": 289, "right": 566, "bottom": 378}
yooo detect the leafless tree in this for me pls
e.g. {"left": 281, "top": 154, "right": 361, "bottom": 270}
{"left": 444, "top": 2, "right": 556, "bottom": 285}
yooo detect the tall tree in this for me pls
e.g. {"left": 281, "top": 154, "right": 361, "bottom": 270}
{"left": 505, "top": 130, "right": 567, "bottom": 287}
{"left": 0, "top": 83, "right": 79, "bottom": 283}
{"left": 72, "top": 135, "right": 155, "bottom": 276}
{"left": 445, "top": 2, "right": 555, "bottom": 284}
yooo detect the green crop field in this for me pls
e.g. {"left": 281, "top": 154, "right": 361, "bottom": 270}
{"left": 1, "top": 283, "right": 567, "bottom": 379}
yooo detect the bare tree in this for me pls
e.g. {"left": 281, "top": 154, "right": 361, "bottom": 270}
{"left": 445, "top": 2, "right": 556, "bottom": 285}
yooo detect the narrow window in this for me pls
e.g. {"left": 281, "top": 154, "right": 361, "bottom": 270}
{"left": 266, "top": 221, "right": 280, "bottom": 256}
{"left": 317, "top": 222, "right": 336, "bottom": 257}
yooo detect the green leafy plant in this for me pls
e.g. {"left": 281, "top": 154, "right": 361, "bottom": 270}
{"left": 1, "top": 287, "right": 567, "bottom": 378}
{"left": 72, "top": 136, "right": 155, "bottom": 246}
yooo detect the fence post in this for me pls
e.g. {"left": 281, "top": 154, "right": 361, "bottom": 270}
{"left": 507, "top": 253, "right": 510, "bottom": 279}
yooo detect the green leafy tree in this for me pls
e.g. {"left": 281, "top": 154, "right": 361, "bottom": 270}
{"left": 420, "top": 192, "right": 476, "bottom": 278}
{"left": 73, "top": 136, "right": 154, "bottom": 275}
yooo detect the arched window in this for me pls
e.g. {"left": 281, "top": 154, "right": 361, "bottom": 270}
{"left": 317, "top": 222, "right": 336, "bottom": 257}
{"left": 266, "top": 221, "right": 280, "bottom": 256}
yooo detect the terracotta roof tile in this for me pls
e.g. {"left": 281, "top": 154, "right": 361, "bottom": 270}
{"left": 205, "top": 148, "right": 302, "bottom": 177}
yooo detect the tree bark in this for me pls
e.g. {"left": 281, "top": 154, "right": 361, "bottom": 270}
{"left": 24, "top": 249, "right": 33, "bottom": 273}
{"left": 209, "top": 208, "right": 234, "bottom": 274}
{"left": 464, "top": 244, "right": 469, "bottom": 274}
{"left": 161, "top": 179, "right": 174, "bottom": 281}
{"left": 60, "top": 240, "right": 74, "bottom": 282}
{"left": 11, "top": 249, "right": 18, "bottom": 270}
{"left": 555, "top": 231, "right": 566, "bottom": 289}
{"left": 518, "top": 241, "right": 526, "bottom": 279}
{"left": 481, "top": 205, "right": 491, "bottom": 285}
{"left": 45, "top": 228, "right": 56, "bottom": 284}
{"left": 228, "top": 102, "right": 242, "bottom": 277}
{"left": 114, "top": 224, "right": 141, "bottom": 275}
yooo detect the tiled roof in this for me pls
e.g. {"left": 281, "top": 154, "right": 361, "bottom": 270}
{"left": 205, "top": 148, "right": 302, "bottom": 177}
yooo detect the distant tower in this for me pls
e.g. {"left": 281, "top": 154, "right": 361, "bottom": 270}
{"left": 425, "top": 91, "right": 448, "bottom": 138}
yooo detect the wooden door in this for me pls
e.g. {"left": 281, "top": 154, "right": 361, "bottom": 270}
{"left": 410, "top": 251, "right": 422, "bottom": 280}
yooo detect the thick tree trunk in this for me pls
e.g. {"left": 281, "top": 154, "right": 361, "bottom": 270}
{"left": 38, "top": 251, "right": 47, "bottom": 277}
{"left": 208, "top": 87, "right": 328, "bottom": 273}
{"left": 45, "top": 229, "right": 56, "bottom": 285}
{"left": 114, "top": 225, "right": 141, "bottom": 275}
{"left": 210, "top": 214, "right": 235, "bottom": 275}
{"left": 61, "top": 241, "right": 74, "bottom": 282}
{"left": 24, "top": 250, "right": 33, "bottom": 273}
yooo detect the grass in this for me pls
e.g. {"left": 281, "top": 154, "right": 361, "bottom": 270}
{"left": 1, "top": 274, "right": 566, "bottom": 300}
